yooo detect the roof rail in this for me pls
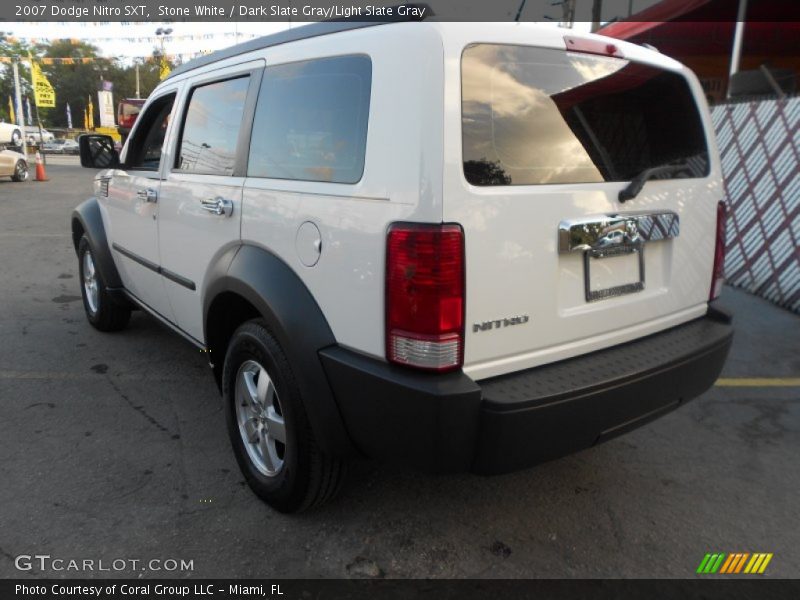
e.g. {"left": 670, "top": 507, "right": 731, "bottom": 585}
{"left": 166, "top": 4, "right": 432, "bottom": 80}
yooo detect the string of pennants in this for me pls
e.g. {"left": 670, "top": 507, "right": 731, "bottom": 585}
{"left": 0, "top": 52, "right": 213, "bottom": 65}
{"left": 0, "top": 55, "right": 196, "bottom": 64}
{"left": 3, "top": 32, "right": 257, "bottom": 45}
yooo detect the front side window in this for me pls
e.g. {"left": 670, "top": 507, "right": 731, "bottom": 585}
{"left": 125, "top": 94, "right": 175, "bottom": 171}
{"left": 248, "top": 55, "right": 372, "bottom": 184}
{"left": 462, "top": 44, "right": 710, "bottom": 186}
{"left": 176, "top": 76, "right": 250, "bottom": 175}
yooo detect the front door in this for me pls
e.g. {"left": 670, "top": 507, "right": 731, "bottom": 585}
{"left": 105, "top": 90, "right": 180, "bottom": 321}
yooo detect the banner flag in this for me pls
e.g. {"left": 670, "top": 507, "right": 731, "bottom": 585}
{"left": 29, "top": 55, "right": 56, "bottom": 108}
{"left": 7, "top": 96, "right": 15, "bottom": 124}
{"left": 66, "top": 102, "right": 73, "bottom": 130}
{"left": 159, "top": 57, "right": 171, "bottom": 80}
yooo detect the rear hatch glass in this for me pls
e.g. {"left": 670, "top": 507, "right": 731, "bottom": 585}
{"left": 462, "top": 43, "right": 709, "bottom": 186}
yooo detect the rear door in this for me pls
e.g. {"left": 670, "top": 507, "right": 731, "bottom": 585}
{"left": 157, "top": 63, "right": 262, "bottom": 342}
{"left": 448, "top": 42, "right": 721, "bottom": 380}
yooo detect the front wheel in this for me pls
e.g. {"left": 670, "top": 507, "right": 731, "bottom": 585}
{"left": 10, "top": 160, "right": 28, "bottom": 182}
{"left": 223, "top": 320, "right": 346, "bottom": 512}
{"left": 77, "top": 236, "right": 131, "bottom": 332}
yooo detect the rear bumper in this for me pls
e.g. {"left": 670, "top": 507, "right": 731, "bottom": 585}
{"left": 320, "top": 306, "right": 733, "bottom": 475}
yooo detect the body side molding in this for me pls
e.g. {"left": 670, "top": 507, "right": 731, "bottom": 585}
{"left": 111, "top": 242, "right": 196, "bottom": 290}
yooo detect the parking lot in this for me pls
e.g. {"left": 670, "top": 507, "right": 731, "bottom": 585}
{"left": 0, "top": 162, "right": 798, "bottom": 578}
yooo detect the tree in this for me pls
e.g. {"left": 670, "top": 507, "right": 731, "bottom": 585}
{"left": 40, "top": 39, "right": 102, "bottom": 128}
{"left": 0, "top": 37, "right": 35, "bottom": 124}
{"left": 41, "top": 42, "right": 169, "bottom": 129}
{"left": 2, "top": 37, "right": 175, "bottom": 129}
{"left": 106, "top": 52, "right": 167, "bottom": 105}
{"left": 464, "top": 159, "right": 512, "bottom": 186}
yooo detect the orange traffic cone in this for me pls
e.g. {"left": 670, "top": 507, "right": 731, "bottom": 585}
{"left": 34, "top": 151, "right": 49, "bottom": 182}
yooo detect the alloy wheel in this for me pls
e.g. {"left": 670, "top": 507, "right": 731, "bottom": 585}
{"left": 235, "top": 360, "right": 287, "bottom": 477}
{"left": 82, "top": 250, "right": 99, "bottom": 314}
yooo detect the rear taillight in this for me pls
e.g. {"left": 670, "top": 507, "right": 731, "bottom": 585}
{"left": 710, "top": 201, "right": 728, "bottom": 300}
{"left": 386, "top": 223, "right": 465, "bottom": 372}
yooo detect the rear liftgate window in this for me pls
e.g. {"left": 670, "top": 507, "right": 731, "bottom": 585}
{"left": 461, "top": 44, "right": 710, "bottom": 186}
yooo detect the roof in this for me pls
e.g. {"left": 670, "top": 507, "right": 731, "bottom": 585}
{"left": 167, "top": 5, "right": 432, "bottom": 80}
{"left": 167, "top": 22, "right": 378, "bottom": 80}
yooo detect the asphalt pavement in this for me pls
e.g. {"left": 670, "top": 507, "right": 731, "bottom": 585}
{"left": 0, "top": 162, "right": 798, "bottom": 578}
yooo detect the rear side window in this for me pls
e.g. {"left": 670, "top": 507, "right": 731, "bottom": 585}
{"left": 248, "top": 55, "right": 371, "bottom": 184}
{"left": 462, "top": 44, "right": 710, "bottom": 186}
{"left": 176, "top": 76, "right": 250, "bottom": 175}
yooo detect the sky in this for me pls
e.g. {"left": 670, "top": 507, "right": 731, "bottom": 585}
{"left": 5, "top": 22, "right": 296, "bottom": 63}
{"left": 5, "top": 19, "right": 604, "bottom": 64}
{"left": 3, "top": 0, "right": 659, "bottom": 61}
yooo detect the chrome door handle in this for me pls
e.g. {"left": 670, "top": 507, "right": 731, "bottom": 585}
{"left": 137, "top": 188, "right": 158, "bottom": 203}
{"left": 200, "top": 197, "right": 234, "bottom": 217}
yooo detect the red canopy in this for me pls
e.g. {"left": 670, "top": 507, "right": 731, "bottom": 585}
{"left": 600, "top": 0, "right": 800, "bottom": 59}
{"left": 598, "top": 0, "right": 800, "bottom": 102}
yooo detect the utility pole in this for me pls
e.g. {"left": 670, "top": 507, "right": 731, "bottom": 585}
{"left": 591, "top": 0, "right": 603, "bottom": 32}
{"left": 12, "top": 58, "right": 27, "bottom": 161}
{"left": 28, "top": 57, "right": 46, "bottom": 165}
{"left": 561, "top": 0, "right": 576, "bottom": 28}
{"left": 727, "top": 0, "right": 748, "bottom": 99}
{"left": 135, "top": 63, "right": 140, "bottom": 99}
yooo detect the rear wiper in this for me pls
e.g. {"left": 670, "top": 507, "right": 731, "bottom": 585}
{"left": 618, "top": 162, "right": 691, "bottom": 203}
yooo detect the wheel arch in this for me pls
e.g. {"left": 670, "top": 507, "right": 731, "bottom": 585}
{"left": 203, "top": 244, "right": 356, "bottom": 458}
{"left": 71, "top": 197, "right": 123, "bottom": 290}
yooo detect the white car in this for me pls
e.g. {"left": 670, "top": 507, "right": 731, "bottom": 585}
{"left": 0, "top": 122, "right": 24, "bottom": 147}
{"left": 25, "top": 126, "right": 55, "bottom": 145}
{"left": 72, "top": 21, "right": 733, "bottom": 512}
{"left": 42, "top": 139, "right": 79, "bottom": 155}
{"left": 0, "top": 148, "right": 28, "bottom": 181}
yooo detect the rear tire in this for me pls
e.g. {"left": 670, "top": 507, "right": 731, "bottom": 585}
{"left": 223, "top": 320, "right": 346, "bottom": 512}
{"left": 77, "top": 235, "right": 131, "bottom": 332}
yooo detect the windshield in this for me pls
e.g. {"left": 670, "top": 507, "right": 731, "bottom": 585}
{"left": 461, "top": 44, "right": 710, "bottom": 186}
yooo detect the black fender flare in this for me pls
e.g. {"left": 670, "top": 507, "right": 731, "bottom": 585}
{"left": 71, "top": 197, "right": 123, "bottom": 290}
{"left": 203, "top": 244, "right": 356, "bottom": 458}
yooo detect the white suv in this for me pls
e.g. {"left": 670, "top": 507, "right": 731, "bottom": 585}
{"left": 73, "top": 21, "right": 733, "bottom": 512}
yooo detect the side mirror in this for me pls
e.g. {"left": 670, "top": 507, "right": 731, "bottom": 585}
{"left": 79, "top": 134, "right": 120, "bottom": 169}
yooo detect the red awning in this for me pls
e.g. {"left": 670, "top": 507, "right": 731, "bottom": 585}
{"left": 599, "top": 0, "right": 714, "bottom": 40}
{"left": 599, "top": 0, "right": 800, "bottom": 57}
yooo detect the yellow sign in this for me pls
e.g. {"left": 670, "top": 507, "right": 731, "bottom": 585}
{"left": 159, "top": 57, "right": 171, "bottom": 80}
{"left": 30, "top": 58, "right": 56, "bottom": 108}
{"left": 88, "top": 95, "right": 94, "bottom": 129}
{"left": 95, "top": 126, "right": 121, "bottom": 142}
